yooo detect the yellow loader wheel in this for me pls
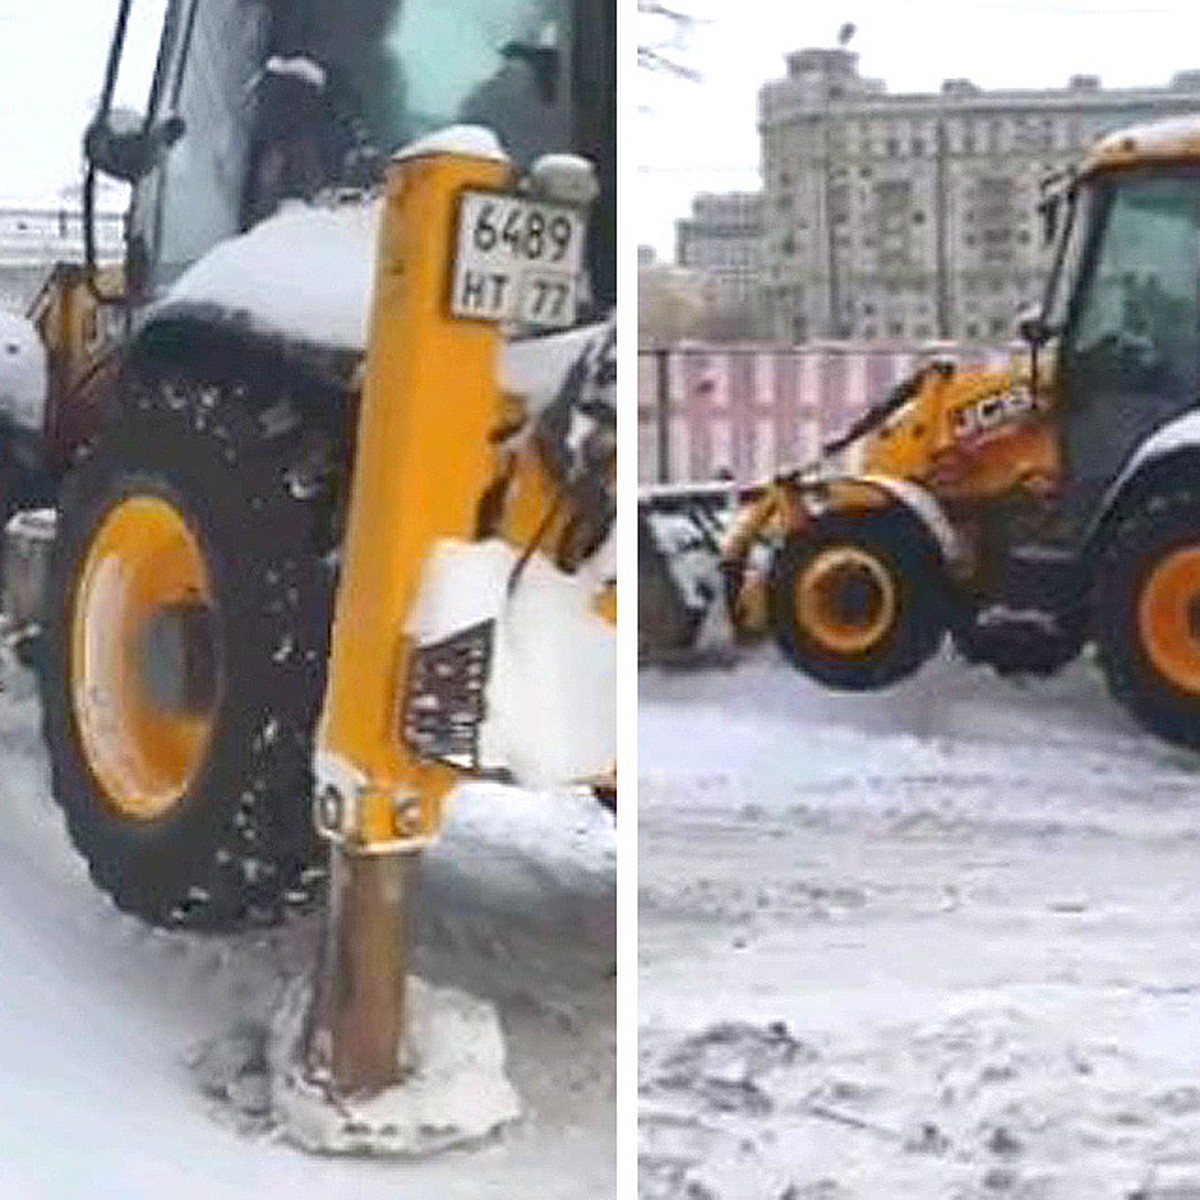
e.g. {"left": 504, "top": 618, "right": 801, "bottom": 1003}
{"left": 768, "top": 509, "right": 946, "bottom": 690}
{"left": 1096, "top": 486, "right": 1200, "bottom": 749}
{"left": 39, "top": 372, "right": 336, "bottom": 930}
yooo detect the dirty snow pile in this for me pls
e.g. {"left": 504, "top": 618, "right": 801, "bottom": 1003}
{"left": 0, "top": 662, "right": 613, "bottom": 1197}
{"left": 640, "top": 650, "right": 1200, "bottom": 1199}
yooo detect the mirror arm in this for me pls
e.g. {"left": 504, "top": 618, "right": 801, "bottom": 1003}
{"left": 86, "top": 0, "right": 135, "bottom": 304}
{"left": 501, "top": 41, "right": 560, "bottom": 103}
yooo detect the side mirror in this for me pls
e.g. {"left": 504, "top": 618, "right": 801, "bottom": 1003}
{"left": 84, "top": 108, "right": 185, "bottom": 184}
{"left": 1017, "top": 306, "right": 1053, "bottom": 348}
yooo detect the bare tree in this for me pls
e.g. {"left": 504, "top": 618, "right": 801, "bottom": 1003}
{"left": 638, "top": 0, "right": 701, "bottom": 81}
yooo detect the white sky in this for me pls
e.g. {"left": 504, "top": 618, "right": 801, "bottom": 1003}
{"left": 639, "top": 0, "right": 1200, "bottom": 257}
{"left": 3, "top": 1, "right": 1200, "bottom": 242}
{"left": 0, "top": 0, "right": 165, "bottom": 207}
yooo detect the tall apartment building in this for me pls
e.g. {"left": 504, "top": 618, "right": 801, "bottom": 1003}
{"left": 759, "top": 49, "right": 1200, "bottom": 343}
{"left": 675, "top": 191, "right": 765, "bottom": 337}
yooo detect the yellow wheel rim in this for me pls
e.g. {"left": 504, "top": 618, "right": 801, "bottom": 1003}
{"left": 794, "top": 545, "right": 897, "bottom": 655}
{"left": 71, "top": 496, "right": 219, "bottom": 820}
{"left": 1138, "top": 545, "right": 1200, "bottom": 695}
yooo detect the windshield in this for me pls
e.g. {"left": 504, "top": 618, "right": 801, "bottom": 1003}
{"left": 138, "top": 0, "right": 575, "bottom": 287}
{"left": 269, "top": 0, "right": 568, "bottom": 170}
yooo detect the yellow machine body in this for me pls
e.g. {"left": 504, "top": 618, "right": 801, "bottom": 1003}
{"left": 861, "top": 363, "right": 1059, "bottom": 504}
{"left": 721, "top": 353, "right": 1064, "bottom": 635}
{"left": 316, "top": 148, "right": 512, "bottom": 848}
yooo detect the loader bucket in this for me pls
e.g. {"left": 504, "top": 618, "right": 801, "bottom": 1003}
{"left": 638, "top": 482, "right": 745, "bottom": 665}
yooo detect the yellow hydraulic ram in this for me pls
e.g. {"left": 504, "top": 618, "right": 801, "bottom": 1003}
{"left": 303, "top": 137, "right": 513, "bottom": 1096}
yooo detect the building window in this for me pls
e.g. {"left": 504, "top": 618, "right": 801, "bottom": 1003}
{"left": 830, "top": 184, "right": 851, "bottom": 224}
{"left": 874, "top": 178, "right": 914, "bottom": 267}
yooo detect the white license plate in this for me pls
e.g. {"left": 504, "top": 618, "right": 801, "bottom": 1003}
{"left": 450, "top": 191, "right": 586, "bottom": 329}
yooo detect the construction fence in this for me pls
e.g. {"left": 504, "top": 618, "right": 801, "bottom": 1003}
{"left": 638, "top": 342, "right": 1014, "bottom": 486}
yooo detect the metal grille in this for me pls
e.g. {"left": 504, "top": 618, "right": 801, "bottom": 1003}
{"left": 401, "top": 620, "right": 496, "bottom": 773}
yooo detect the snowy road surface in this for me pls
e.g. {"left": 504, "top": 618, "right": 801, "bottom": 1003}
{"left": 640, "top": 649, "right": 1200, "bottom": 1198}
{"left": 0, "top": 667, "right": 614, "bottom": 1198}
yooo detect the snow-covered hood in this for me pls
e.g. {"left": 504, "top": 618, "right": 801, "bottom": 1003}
{"left": 162, "top": 199, "right": 380, "bottom": 354}
{"left": 159, "top": 198, "right": 611, "bottom": 416}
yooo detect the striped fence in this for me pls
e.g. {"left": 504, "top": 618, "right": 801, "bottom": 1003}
{"left": 638, "top": 343, "right": 1014, "bottom": 486}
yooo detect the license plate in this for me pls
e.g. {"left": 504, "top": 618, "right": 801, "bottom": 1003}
{"left": 450, "top": 191, "right": 586, "bottom": 329}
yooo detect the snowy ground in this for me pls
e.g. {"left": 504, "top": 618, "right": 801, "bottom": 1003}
{"left": 640, "top": 647, "right": 1200, "bottom": 1199}
{"left": 0, "top": 664, "right": 614, "bottom": 1198}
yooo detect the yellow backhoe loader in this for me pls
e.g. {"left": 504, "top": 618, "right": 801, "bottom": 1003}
{"left": 642, "top": 114, "right": 1200, "bottom": 750}
{"left": 0, "top": 0, "right": 615, "bottom": 931}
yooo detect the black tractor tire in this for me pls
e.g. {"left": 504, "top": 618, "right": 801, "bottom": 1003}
{"left": 1094, "top": 486, "right": 1200, "bottom": 750}
{"left": 768, "top": 508, "right": 947, "bottom": 691}
{"left": 40, "top": 373, "right": 337, "bottom": 930}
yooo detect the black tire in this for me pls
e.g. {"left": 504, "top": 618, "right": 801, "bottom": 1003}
{"left": 768, "top": 509, "right": 946, "bottom": 690}
{"left": 1095, "top": 486, "right": 1200, "bottom": 749}
{"left": 40, "top": 373, "right": 337, "bottom": 929}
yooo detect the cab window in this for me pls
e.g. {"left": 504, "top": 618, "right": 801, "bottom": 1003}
{"left": 1064, "top": 175, "right": 1200, "bottom": 401}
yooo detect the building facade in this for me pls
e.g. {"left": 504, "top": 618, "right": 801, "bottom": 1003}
{"left": 758, "top": 49, "right": 1200, "bottom": 344}
{"left": 675, "top": 191, "right": 765, "bottom": 338}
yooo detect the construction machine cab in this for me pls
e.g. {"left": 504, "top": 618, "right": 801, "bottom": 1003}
{"left": 1028, "top": 125, "right": 1200, "bottom": 529}
{"left": 86, "top": 0, "right": 615, "bottom": 309}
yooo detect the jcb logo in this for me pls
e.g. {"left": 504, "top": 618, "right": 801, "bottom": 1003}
{"left": 951, "top": 385, "right": 1041, "bottom": 443}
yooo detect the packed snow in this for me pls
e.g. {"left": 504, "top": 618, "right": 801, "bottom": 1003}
{"left": 393, "top": 124, "right": 509, "bottom": 164}
{"left": 640, "top": 648, "right": 1200, "bottom": 1198}
{"left": 165, "top": 199, "right": 381, "bottom": 352}
{"left": 0, "top": 661, "right": 614, "bottom": 1197}
{"left": 269, "top": 974, "right": 521, "bottom": 1156}
{"left": 261, "top": 55, "right": 328, "bottom": 90}
{"left": 161, "top": 193, "right": 610, "bottom": 418}
{"left": 408, "top": 539, "right": 616, "bottom": 788}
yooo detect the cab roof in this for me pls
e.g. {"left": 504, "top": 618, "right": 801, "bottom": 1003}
{"left": 1081, "top": 113, "right": 1200, "bottom": 177}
